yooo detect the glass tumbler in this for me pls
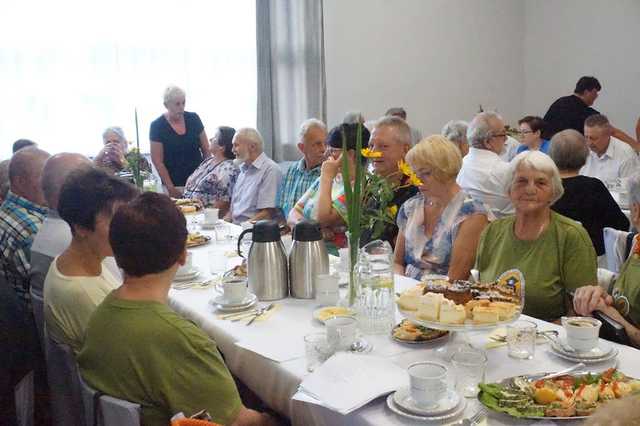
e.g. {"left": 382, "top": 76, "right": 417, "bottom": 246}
{"left": 507, "top": 320, "right": 537, "bottom": 359}
{"left": 451, "top": 347, "right": 487, "bottom": 397}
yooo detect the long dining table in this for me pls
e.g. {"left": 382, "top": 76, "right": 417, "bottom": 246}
{"left": 168, "top": 214, "right": 640, "bottom": 425}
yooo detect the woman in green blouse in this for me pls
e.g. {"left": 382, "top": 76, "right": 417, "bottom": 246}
{"left": 475, "top": 151, "right": 597, "bottom": 322}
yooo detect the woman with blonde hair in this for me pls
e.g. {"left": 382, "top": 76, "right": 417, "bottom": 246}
{"left": 393, "top": 135, "right": 488, "bottom": 280}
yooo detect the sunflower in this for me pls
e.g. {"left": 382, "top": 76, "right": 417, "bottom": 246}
{"left": 387, "top": 205, "right": 398, "bottom": 217}
{"left": 398, "top": 160, "right": 423, "bottom": 186}
{"left": 361, "top": 148, "right": 383, "bottom": 158}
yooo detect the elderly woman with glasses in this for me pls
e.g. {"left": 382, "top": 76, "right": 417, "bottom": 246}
{"left": 475, "top": 151, "right": 597, "bottom": 322}
{"left": 573, "top": 174, "right": 640, "bottom": 347}
{"left": 393, "top": 136, "right": 488, "bottom": 280}
{"left": 516, "top": 116, "right": 550, "bottom": 154}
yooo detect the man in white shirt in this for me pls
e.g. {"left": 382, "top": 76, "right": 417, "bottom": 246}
{"left": 499, "top": 135, "right": 520, "bottom": 162}
{"left": 227, "top": 128, "right": 283, "bottom": 224}
{"left": 580, "top": 114, "right": 638, "bottom": 185}
{"left": 457, "top": 112, "right": 514, "bottom": 218}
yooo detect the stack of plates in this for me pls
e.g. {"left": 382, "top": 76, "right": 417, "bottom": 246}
{"left": 174, "top": 266, "right": 200, "bottom": 282}
{"left": 386, "top": 387, "right": 466, "bottom": 422}
{"left": 211, "top": 293, "right": 257, "bottom": 313}
{"left": 549, "top": 338, "right": 619, "bottom": 363}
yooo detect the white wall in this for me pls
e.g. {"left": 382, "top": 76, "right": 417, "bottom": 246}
{"left": 324, "top": 0, "right": 525, "bottom": 135}
{"left": 324, "top": 0, "right": 640, "bottom": 138}
{"left": 523, "top": 0, "right": 640, "bottom": 136}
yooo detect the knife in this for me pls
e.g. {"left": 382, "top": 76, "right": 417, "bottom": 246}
{"left": 246, "top": 303, "right": 275, "bottom": 326}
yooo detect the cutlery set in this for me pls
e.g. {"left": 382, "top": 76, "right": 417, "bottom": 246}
{"left": 218, "top": 303, "right": 275, "bottom": 325}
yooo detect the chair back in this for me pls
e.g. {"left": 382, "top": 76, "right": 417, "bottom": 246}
{"left": 603, "top": 227, "right": 630, "bottom": 273}
{"left": 596, "top": 268, "right": 618, "bottom": 293}
{"left": 29, "top": 287, "right": 45, "bottom": 349}
{"left": 78, "top": 373, "right": 141, "bottom": 426}
{"left": 44, "top": 329, "right": 85, "bottom": 426}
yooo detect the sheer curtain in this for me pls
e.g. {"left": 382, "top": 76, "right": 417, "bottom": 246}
{"left": 0, "top": 0, "right": 257, "bottom": 159}
{"left": 256, "top": 0, "right": 326, "bottom": 161}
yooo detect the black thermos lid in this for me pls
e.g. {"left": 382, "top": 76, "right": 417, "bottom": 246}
{"left": 292, "top": 220, "right": 322, "bottom": 242}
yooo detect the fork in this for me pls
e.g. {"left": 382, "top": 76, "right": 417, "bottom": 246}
{"left": 246, "top": 303, "right": 275, "bottom": 326}
{"left": 457, "top": 407, "right": 487, "bottom": 426}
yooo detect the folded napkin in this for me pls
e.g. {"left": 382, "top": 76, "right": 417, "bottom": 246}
{"left": 298, "top": 353, "right": 407, "bottom": 415}
{"left": 235, "top": 332, "right": 305, "bottom": 362}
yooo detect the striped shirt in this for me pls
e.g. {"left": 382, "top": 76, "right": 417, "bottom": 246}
{"left": 0, "top": 191, "right": 47, "bottom": 307}
{"left": 276, "top": 159, "right": 321, "bottom": 218}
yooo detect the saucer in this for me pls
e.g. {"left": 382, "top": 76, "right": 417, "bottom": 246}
{"left": 174, "top": 267, "right": 200, "bottom": 282}
{"left": 200, "top": 221, "right": 219, "bottom": 229}
{"left": 549, "top": 340, "right": 618, "bottom": 364}
{"left": 551, "top": 338, "right": 613, "bottom": 359}
{"left": 386, "top": 392, "right": 465, "bottom": 422}
{"left": 212, "top": 293, "right": 257, "bottom": 308}
{"left": 392, "top": 387, "right": 460, "bottom": 416}
{"left": 213, "top": 299, "right": 257, "bottom": 313}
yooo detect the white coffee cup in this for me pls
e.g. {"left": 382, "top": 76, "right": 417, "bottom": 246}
{"left": 407, "top": 361, "right": 448, "bottom": 408}
{"left": 204, "top": 208, "right": 219, "bottom": 225}
{"left": 326, "top": 316, "right": 357, "bottom": 351}
{"left": 561, "top": 316, "right": 602, "bottom": 352}
{"left": 223, "top": 279, "right": 247, "bottom": 304}
{"left": 315, "top": 274, "right": 339, "bottom": 306}
{"left": 176, "top": 251, "right": 193, "bottom": 276}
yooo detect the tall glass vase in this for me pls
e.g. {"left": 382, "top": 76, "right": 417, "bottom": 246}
{"left": 356, "top": 240, "right": 395, "bottom": 335}
{"left": 346, "top": 232, "right": 360, "bottom": 308}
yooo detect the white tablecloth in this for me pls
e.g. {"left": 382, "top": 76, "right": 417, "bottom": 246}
{"left": 169, "top": 214, "right": 640, "bottom": 425}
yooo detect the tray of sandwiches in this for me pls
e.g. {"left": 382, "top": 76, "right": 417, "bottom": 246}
{"left": 396, "top": 269, "right": 525, "bottom": 331}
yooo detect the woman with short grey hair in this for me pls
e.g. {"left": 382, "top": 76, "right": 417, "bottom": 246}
{"left": 549, "top": 129, "right": 629, "bottom": 256}
{"left": 475, "top": 150, "right": 598, "bottom": 322}
{"left": 441, "top": 120, "right": 469, "bottom": 157}
{"left": 150, "top": 85, "right": 210, "bottom": 197}
{"left": 574, "top": 173, "right": 640, "bottom": 348}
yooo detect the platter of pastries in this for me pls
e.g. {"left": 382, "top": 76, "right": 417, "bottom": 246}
{"left": 478, "top": 368, "right": 640, "bottom": 419}
{"left": 186, "top": 232, "right": 211, "bottom": 248}
{"left": 173, "top": 198, "right": 203, "bottom": 214}
{"left": 396, "top": 270, "right": 524, "bottom": 331}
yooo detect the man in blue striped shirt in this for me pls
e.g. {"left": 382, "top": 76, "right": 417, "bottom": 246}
{"left": 277, "top": 119, "right": 327, "bottom": 220}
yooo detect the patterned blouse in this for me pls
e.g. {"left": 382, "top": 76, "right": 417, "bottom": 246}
{"left": 397, "top": 191, "right": 486, "bottom": 280}
{"left": 291, "top": 175, "right": 348, "bottom": 247}
{"left": 183, "top": 158, "right": 239, "bottom": 206}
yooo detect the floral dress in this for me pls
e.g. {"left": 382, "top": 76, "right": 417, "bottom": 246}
{"left": 397, "top": 191, "right": 486, "bottom": 279}
{"left": 183, "top": 158, "right": 239, "bottom": 206}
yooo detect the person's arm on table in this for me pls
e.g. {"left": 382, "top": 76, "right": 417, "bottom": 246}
{"left": 447, "top": 214, "right": 488, "bottom": 281}
{"left": 151, "top": 141, "right": 182, "bottom": 197}
{"left": 393, "top": 231, "right": 407, "bottom": 275}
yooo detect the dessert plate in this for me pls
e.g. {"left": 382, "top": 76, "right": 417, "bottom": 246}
{"left": 212, "top": 293, "right": 257, "bottom": 308}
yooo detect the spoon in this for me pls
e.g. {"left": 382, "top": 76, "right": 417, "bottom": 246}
{"left": 350, "top": 338, "right": 373, "bottom": 353}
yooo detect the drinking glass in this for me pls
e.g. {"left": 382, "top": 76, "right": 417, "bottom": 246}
{"left": 304, "top": 332, "right": 332, "bottom": 372}
{"left": 507, "top": 320, "right": 537, "bottom": 359}
{"left": 451, "top": 347, "right": 487, "bottom": 397}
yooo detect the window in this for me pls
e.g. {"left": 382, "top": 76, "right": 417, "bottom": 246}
{"left": 0, "top": 0, "right": 256, "bottom": 158}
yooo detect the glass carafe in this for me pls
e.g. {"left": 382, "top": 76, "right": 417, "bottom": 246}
{"left": 356, "top": 240, "right": 395, "bottom": 334}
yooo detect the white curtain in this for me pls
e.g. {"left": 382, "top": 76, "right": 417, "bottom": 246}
{"left": 0, "top": 0, "right": 257, "bottom": 159}
{"left": 256, "top": 0, "right": 326, "bottom": 161}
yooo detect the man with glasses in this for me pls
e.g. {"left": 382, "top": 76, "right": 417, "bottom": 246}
{"left": 457, "top": 112, "right": 514, "bottom": 218}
